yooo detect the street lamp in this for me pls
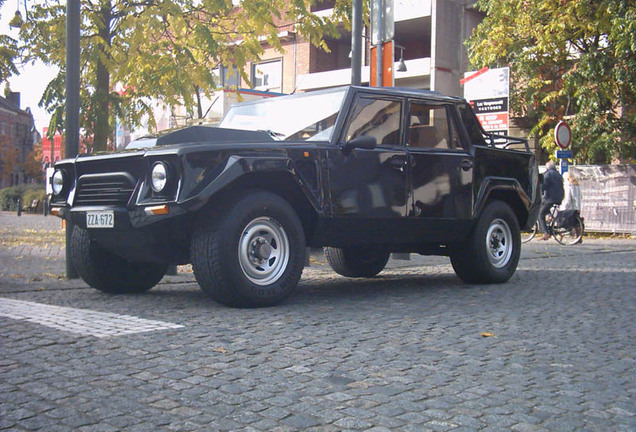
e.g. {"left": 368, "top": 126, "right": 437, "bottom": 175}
{"left": 395, "top": 44, "right": 407, "bottom": 72}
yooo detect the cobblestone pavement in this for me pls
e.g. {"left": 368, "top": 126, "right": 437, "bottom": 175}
{"left": 1, "top": 212, "right": 635, "bottom": 431}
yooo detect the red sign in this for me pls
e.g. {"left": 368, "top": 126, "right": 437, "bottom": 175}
{"left": 476, "top": 112, "right": 509, "bottom": 131}
{"left": 555, "top": 121, "right": 572, "bottom": 150}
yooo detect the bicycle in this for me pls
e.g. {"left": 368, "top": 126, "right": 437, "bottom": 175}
{"left": 521, "top": 204, "right": 584, "bottom": 245}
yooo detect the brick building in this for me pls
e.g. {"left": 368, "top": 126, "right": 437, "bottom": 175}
{"left": 0, "top": 92, "right": 40, "bottom": 188}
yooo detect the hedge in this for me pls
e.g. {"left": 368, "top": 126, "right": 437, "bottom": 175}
{"left": 0, "top": 185, "right": 47, "bottom": 211}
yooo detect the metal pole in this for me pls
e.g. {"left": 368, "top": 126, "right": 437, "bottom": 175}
{"left": 375, "top": 0, "right": 383, "bottom": 87}
{"left": 351, "top": 0, "right": 362, "bottom": 86}
{"left": 65, "top": 0, "right": 80, "bottom": 279}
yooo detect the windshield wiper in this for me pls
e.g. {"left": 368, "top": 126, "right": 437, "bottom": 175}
{"left": 260, "top": 130, "right": 285, "bottom": 140}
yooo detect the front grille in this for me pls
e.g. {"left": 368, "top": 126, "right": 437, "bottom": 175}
{"left": 74, "top": 173, "right": 137, "bottom": 207}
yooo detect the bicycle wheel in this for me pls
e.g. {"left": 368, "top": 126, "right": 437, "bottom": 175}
{"left": 521, "top": 222, "right": 538, "bottom": 243}
{"left": 552, "top": 215, "right": 584, "bottom": 245}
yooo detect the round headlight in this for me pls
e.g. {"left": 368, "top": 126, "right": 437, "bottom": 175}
{"left": 52, "top": 170, "right": 64, "bottom": 195}
{"left": 151, "top": 162, "right": 169, "bottom": 193}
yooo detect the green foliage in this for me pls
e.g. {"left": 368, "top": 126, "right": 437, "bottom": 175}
{"left": 11, "top": 0, "right": 351, "bottom": 152}
{"left": 0, "top": 185, "right": 45, "bottom": 211}
{"left": 0, "top": 0, "right": 19, "bottom": 83}
{"left": 22, "top": 186, "right": 46, "bottom": 210}
{"left": 466, "top": 0, "right": 636, "bottom": 164}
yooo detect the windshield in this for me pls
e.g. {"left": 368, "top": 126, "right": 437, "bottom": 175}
{"left": 219, "top": 87, "right": 348, "bottom": 141}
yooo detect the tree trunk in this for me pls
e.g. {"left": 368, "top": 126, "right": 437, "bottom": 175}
{"left": 92, "top": 2, "right": 112, "bottom": 152}
{"left": 194, "top": 86, "right": 203, "bottom": 119}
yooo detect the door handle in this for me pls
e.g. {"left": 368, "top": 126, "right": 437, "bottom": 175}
{"left": 389, "top": 156, "right": 408, "bottom": 171}
{"left": 459, "top": 159, "right": 473, "bottom": 171}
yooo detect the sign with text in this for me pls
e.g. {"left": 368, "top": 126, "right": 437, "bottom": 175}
{"left": 471, "top": 97, "right": 508, "bottom": 114}
{"left": 463, "top": 67, "right": 510, "bottom": 143}
{"left": 476, "top": 112, "right": 510, "bottom": 131}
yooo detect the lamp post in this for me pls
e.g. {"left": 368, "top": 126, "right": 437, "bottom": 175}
{"left": 65, "top": 0, "right": 80, "bottom": 279}
{"left": 351, "top": 0, "right": 362, "bottom": 85}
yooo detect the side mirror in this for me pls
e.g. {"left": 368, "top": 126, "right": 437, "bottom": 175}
{"left": 342, "top": 135, "right": 377, "bottom": 154}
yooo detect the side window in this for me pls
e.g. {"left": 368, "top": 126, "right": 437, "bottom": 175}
{"left": 344, "top": 98, "right": 402, "bottom": 146}
{"left": 457, "top": 103, "right": 487, "bottom": 146}
{"left": 407, "top": 103, "right": 461, "bottom": 150}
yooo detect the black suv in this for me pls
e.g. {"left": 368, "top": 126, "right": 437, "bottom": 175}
{"left": 50, "top": 86, "right": 540, "bottom": 307}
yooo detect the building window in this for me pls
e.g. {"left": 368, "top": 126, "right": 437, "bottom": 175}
{"left": 251, "top": 60, "right": 282, "bottom": 91}
{"left": 213, "top": 65, "right": 240, "bottom": 89}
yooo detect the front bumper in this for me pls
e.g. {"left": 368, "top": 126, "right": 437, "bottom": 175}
{"left": 51, "top": 204, "right": 187, "bottom": 230}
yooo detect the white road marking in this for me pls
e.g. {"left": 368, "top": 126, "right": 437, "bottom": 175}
{"left": 0, "top": 298, "right": 184, "bottom": 338}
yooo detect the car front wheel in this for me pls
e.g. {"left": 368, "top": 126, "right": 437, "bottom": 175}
{"left": 191, "top": 190, "right": 305, "bottom": 307}
{"left": 450, "top": 201, "right": 521, "bottom": 284}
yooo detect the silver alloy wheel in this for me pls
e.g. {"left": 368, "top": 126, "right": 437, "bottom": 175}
{"left": 486, "top": 218, "right": 513, "bottom": 268}
{"left": 238, "top": 216, "right": 290, "bottom": 285}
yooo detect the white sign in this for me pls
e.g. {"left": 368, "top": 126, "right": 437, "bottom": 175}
{"left": 463, "top": 67, "right": 510, "bottom": 141}
{"left": 45, "top": 167, "right": 55, "bottom": 195}
{"left": 371, "top": 0, "right": 395, "bottom": 45}
{"left": 463, "top": 67, "right": 510, "bottom": 100}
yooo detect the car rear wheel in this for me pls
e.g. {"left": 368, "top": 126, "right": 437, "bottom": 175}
{"left": 191, "top": 190, "right": 305, "bottom": 307}
{"left": 324, "top": 246, "right": 390, "bottom": 278}
{"left": 450, "top": 201, "right": 521, "bottom": 284}
{"left": 70, "top": 226, "right": 168, "bottom": 294}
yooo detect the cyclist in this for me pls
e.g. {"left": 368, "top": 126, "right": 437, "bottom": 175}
{"left": 561, "top": 171, "right": 583, "bottom": 243}
{"left": 540, "top": 161, "right": 564, "bottom": 240}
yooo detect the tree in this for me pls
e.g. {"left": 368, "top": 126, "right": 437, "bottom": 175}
{"left": 12, "top": 0, "right": 351, "bottom": 153}
{"left": 466, "top": 0, "right": 636, "bottom": 164}
{"left": 23, "top": 142, "right": 44, "bottom": 182}
{"left": 0, "top": 0, "right": 19, "bottom": 83}
{"left": 0, "top": 137, "right": 19, "bottom": 185}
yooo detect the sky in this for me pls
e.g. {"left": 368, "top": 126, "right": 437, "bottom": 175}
{"left": 1, "top": 0, "right": 58, "bottom": 134}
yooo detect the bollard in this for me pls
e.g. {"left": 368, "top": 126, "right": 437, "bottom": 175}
{"left": 43, "top": 196, "right": 48, "bottom": 216}
{"left": 17, "top": 199, "right": 22, "bottom": 216}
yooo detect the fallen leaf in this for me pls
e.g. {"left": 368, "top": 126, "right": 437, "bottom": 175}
{"left": 213, "top": 347, "right": 228, "bottom": 354}
{"left": 481, "top": 332, "right": 496, "bottom": 338}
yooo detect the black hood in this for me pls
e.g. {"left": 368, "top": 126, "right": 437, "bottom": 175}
{"left": 127, "top": 126, "right": 274, "bottom": 149}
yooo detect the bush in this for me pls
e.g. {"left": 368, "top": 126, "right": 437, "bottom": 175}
{"left": 0, "top": 185, "right": 46, "bottom": 211}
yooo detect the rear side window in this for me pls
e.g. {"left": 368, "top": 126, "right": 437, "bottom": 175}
{"left": 407, "top": 103, "right": 460, "bottom": 150}
{"left": 458, "top": 103, "right": 487, "bottom": 146}
{"left": 344, "top": 98, "right": 402, "bottom": 146}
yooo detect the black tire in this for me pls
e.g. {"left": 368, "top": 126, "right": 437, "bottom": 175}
{"left": 450, "top": 201, "right": 521, "bottom": 284}
{"left": 324, "top": 246, "right": 390, "bottom": 278}
{"left": 70, "top": 226, "right": 168, "bottom": 294}
{"left": 191, "top": 190, "right": 305, "bottom": 308}
{"left": 552, "top": 214, "right": 584, "bottom": 245}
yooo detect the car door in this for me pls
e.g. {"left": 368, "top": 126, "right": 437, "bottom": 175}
{"left": 326, "top": 95, "right": 410, "bottom": 244}
{"left": 405, "top": 99, "right": 474, "bottom": 241}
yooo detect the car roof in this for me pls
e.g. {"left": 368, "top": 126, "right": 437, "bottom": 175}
{"left": 350, "top": 85, "right": 465, "bottom": 103}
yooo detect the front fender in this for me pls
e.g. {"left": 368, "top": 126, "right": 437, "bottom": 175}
{"left": 177, "top": 155, "right": 322, "bottom": 213}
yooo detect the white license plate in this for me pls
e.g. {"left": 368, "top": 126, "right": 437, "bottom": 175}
{"left": 86, "top": 211, "right": 114, "bottom": 228}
